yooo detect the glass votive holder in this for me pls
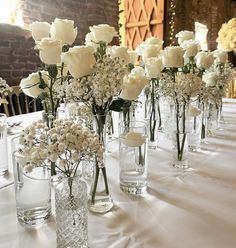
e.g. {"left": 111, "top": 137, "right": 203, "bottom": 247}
{"left": 12, "top": 150, "right": 51, "bottom": 226}
{"left": 119, "top": 121, "right": 148, "bottom": 194}
{"left": 0, "top": 113, "right": 8, "bottom": 175}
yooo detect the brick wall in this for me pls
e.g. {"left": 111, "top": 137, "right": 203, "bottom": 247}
{"left": 0, "top": 0, "right": 119, "bottom": 86}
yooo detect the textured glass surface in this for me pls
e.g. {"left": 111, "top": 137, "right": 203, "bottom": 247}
{"left": 55, "top": 177, "right": 88, "bottom": 248}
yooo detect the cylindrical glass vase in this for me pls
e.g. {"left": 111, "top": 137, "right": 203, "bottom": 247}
{"left": 55, "top": 176, "right": 88, "bottom": 248}
{"left": 0, "top": 113, "right": 8, "bottom": 175}
{"left": 172, "top": 132, "right": 189, "bottom": 169}
{"left": 88, "top": 113, "right": 113, "bottom": 213}
{"left": 12, "top": 151, "right": 51, "bottom": 226}
{"left": 119, "top": 121, "right": 148, "bottom": 194}
{"left": 188, "top": 113, "right": 202, "bottom": 151}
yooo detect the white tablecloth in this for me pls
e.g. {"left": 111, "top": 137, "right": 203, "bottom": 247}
{"left": 0, "top": 102, "right": 236, "bottom": 248}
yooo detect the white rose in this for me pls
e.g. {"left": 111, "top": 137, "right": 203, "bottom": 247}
{"left": 50, "top": 18, "right": 77, "bottom": 45}
{"left": 20, "top": 71, "right": 49, "bottom": 98}
{"left": 121, "top": 132, "right": 145, "bottom": 147}
{"left": 213, "top": 50, "right": 228, "bottom": 64}
{"left": 84, "top": 32, "right": 98, "bottom": 50}
{"left": 176, "top": 30, "right": 195, "bottom": 45}
{"left": 29, "top": 21, "right": 51, "bottom": 41}
{"left": 120, "top": 67, "right": 148, "bottom": 100}
{"left": 196, "top": 51, "right": 214, "bottom": 69}
{"left": 145, "top": 57, "right": 163, "bottom": 78}
{"left": 89, "top": 24, "right": 117, "bottom": 43}
{"left": 145, "top": 37, "right": 163, "bottom": 46}
{"left": 128, "top": 50, "right": 138, "bottom": 64}
{"left": 136, "top": 37, "right": 163, "bottom": 62}
{"left": 107, "top": 46, "right": 129, "bottom": 64}
{"left": 202, "top": 71, "right": 218, "bottom": 87}
{"left": 36, "top": 38, "right": 62, "bottom": 65}
{"left": 181, "top": 40, "right": 200, "bottom": 59}
{"left": 161, "top": 46, "right": 184, "bottom": 68}
{"left": 130, "top": 66, "right": 146, "bottom": 77}
{"left": 61, "top": 46, "right": 96, "bottom": 78}
{"left": 142, "top": 45, "right": 162, "bottom": 63}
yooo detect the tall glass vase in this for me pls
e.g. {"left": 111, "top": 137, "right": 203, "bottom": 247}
{"left": 147, "top": 80, "right": 161, "bottom": 149}
{"left": 55, "top": 176, "right": 88, "bottom": 248}
{"left": 201, "top": 102, "right": 208, "bottom": 143}
{"left": 119, "top": 105, "right": 134, "bottom": 132}
{"left": 172, "top": 103, "right": 189, "bottom": 169}
{"left": 207, "top": 103, "right": 220, "bottom": 136}
{"left": 188, "top": 113, "right": 202, "bottom": 151}
{"left": 88, "top": 113, "right": 113, "bottom": 213}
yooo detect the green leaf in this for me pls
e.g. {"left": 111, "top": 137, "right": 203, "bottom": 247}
{"left": 47, "top": 65, "right": 58, "bottom": 79}
{"left": 109, "top": 98, "right": 131, "bottom": 112}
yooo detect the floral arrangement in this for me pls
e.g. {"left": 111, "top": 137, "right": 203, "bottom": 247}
{"left": 18, "top": 119, "right": 103, "bottom": 178}
{"left": 20, "top": 18, "right": 77, "bottom": 116}
{"left": 0, "top": 77, "right": 12, "bottom": 106}
{"left": 217, "top": 18, "right": 236, "bottom": 52}
{"left": 63, "top": 24, "right": 131, "bottom": 119}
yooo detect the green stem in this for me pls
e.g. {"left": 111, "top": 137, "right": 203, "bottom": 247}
{"left": 91, "top": 162, "right": 99, "bottom": 204}
{"left": 101, "top": 166, "right": 109, "bottom": 195}
{"left": 149, "top": 79, "right": 157, "bottom": 141}
{"left": 138, "top": 146, "right": 144, "bottom": 165}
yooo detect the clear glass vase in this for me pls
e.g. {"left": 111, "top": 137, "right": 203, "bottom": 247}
{"left": 55, "top": 176, "right": 88, "bottom": 248}
{"left": 172, "top": 132, "right": 189, "bottom": 169}
{"left": 207, "top": 103, "right": 220, "bottom": 136}
{"left": 188, "top": 113, "right": 202, "bottom": 151}
{"left": 42, "top": 111, "right": 59, "bottom": 178}
{"left": 0, "top": 113, "right": 8, "bottom": 175}
{"left": 88, "top": 113, "right": 113, "bottom": 213}
{"left": 119, "top": 121, "right": 148, "bottom": 194}
{"left": 119, "top": 105, "right": 135, "bottom": 132}
{"left": 88, "top": 163, "right": 113, "bottom": 213}
{"left": 12, "top": 151, "right": 51, "bottom": 226}
{"left": 172, "top": 103, "right": 189, "bottom": 169}
{"left": 201, "top": 102, "right": 208, "bottom": 143}
{"left": 147, "top": 93, "right": 160, "bottom": 149}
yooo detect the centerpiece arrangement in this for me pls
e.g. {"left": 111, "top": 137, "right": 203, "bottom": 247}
{"left": 18, "top": 119, "right": 103, "bottom": 247}
{"left": 64, "top": 24, "right": 129, "bottom": 213}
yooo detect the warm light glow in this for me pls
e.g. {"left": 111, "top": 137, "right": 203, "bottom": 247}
{"left": 0, "top": 0, "right": 23, "bottom": 26}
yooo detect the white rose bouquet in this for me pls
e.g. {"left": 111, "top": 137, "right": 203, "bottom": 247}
{"left": 63, "top": 24, "right": 127, "bottom": 211}
{"left": 217, "top": 18, "right": 236, "bottom": 52}
{"left": 20, "top": 18, "right": 78, "bottom": 121}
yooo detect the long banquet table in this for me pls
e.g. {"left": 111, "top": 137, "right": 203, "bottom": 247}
{"left": 0, "top": 101, "right": 236, "bottom": 248}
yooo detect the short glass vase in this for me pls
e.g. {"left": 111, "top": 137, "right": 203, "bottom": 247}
{"left": 12, "top": 151, "right": 51, "bottom": 226}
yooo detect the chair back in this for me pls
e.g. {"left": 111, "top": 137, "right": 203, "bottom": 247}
{"left": 0, "top": 86, "right": 42, "bottom": 116}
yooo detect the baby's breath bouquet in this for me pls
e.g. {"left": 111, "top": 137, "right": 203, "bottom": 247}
{"left": 19, "top": 119, "right": 103, "bottom": 178}
{"left": 18, "top": 118, "right": 103, "bottom": 246}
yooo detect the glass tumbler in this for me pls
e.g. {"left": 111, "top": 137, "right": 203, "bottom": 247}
{"left": 13, "top": 151, "right": 51, "bottom": 226}
{"left": 119, "top": 121, "right": 148, "bottom": 194}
